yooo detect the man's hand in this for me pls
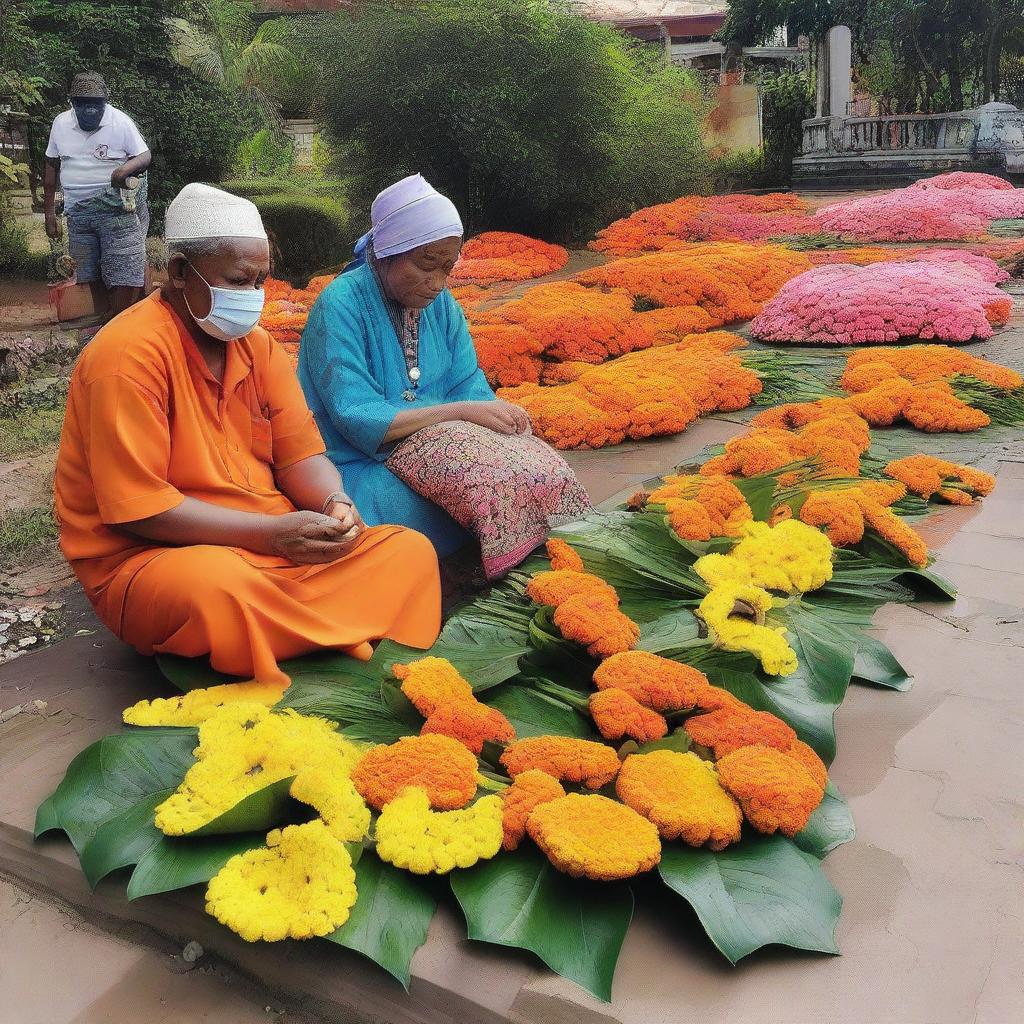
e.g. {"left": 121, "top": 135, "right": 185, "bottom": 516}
{"left": 110, "top": 165, "right": 131, "bottom": 188}
{"left": 457, "top": 399, "right": 531, "bottom": 435}
{"left": 45, "top": 212, "right": 62, "bottom": 241}
{"left": 326, "top": 497, "right": 365, "bottom": 541}
{"left": 268, "top": 510, "right": 355, "bottom": 565}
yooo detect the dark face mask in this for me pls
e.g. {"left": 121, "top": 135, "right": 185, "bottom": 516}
{"left": 71, "top": 98, "right": 106, "bottom": 132}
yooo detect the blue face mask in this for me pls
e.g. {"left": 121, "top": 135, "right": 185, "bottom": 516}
{"left": 71, "top": 98, "right": 106, "bottom": 132}
{"left": 185, "top": 263, "right": 265, "bottom": 342}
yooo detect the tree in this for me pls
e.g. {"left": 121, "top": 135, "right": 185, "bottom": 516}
{"left": 310, "top": 0, "right": 709, "bottom": 242}
{"left": 20, "top": 0, "right": 251, "bottom": 229}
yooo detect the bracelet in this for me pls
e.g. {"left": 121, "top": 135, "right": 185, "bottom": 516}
{"left": 320, "top": 491, "right": 351, "bottom": 516}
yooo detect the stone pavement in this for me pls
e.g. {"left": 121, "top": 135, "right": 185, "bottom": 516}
{"left": 3, "top": 303, "right": 1024, "bottom": 1022}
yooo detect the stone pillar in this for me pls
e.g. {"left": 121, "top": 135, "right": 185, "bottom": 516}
{"left": 827, "top": 25, "right": 852, "bottom": 118}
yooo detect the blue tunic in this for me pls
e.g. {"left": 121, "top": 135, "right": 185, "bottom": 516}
{"left": 298, "top": 263, "right": 495, "bottom": 557}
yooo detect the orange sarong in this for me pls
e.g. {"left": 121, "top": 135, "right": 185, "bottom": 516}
{"left": 55, "top": 291, "right": 440, "bottom": 683}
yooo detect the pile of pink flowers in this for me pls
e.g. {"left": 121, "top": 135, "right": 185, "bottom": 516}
{"left": 815, "top": 172, "right": 1024, "bottom": 241}
{"left": 750, "top": 259, "right": 1012, "bottom": 345}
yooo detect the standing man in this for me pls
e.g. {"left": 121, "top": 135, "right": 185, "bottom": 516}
{"left": 43, "top": 71, "right": 152, "bottom": 317}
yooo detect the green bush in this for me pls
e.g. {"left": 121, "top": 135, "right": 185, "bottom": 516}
{"left": 708, "top": 148, "right": 773, "bottom": 193}
{"left": 233, "top": 129, "right": 295, "bottom": 179}
{"left": 760, "top": 71, "right": 814, "bottom": 185}
{"left": 252, "top": 194, "right": 351, "bottom": 282}
{"left": 0, "top": 222, "right": 48, "bottom": 280}
{"left": 220, "top": 177, "right": 351, "bottom": 201}
{"left": 310, "top": 0, "right": 709, "bottom": 243}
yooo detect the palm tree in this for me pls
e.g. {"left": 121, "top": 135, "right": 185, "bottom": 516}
{"left": 165, "top": 0, "right": 303, "bottom": 126}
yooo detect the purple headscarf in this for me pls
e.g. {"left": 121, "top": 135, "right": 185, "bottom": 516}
{"left": 353, "top": 174, "right": 463, "bottom": 261}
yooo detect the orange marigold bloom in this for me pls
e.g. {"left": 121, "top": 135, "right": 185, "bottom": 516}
{"left": 799, "top": 491, "right": 865, "bottom": 546}
{"left": 786, "top": 739, "right": 828, "bottom": 790}
{"left": 884, "top": 454, "right": 995, "bottom": 503}
{"left": 646, "top": 474, "right": 753, "bottom": 541}
{"left": 500, "top": 736, "right": 621, "bottom": 789}
{"left": 842, "top": 345, "right": 1024, "bottom": 392}
{"left": 902, "top": 382, "right": 991, "bottom": 432}
{"left": 553, "top": 592, "right": 640, "bottom": 659}
{"left": 616, "top": 750, "right": 742, "bottom": 848}
{"left": 452, "top": 231, "right": 568, "bottom": 284}
{"left": 684, "top": 707, "right": 797, "bottom": 758}
{"left": 394, "top": 657, "right": 474, "bottom": 716}
{"left": 856, "top": 496, "right": 929, "bottom": 567}
{"left": 589, "top": 688, "right": 668, "bottom": 743}
{"left": 421, "top": 700, "right": 516, "bottom": 756}
{"left": 526, "top": 793, "right": 661, "bottom": 880}
{"left": 717, "top": 744, "right": 825, "bottom": 837}
{"left": 352, "top": 735, "right": 478, "bottom": 811}
{"left": 500, "top": 769, "right": 566, "bottom": 851}
{"left": 545, "top": 538, "right": 585, "bottom": 572}
{"left": 526, "top": 569, "right": 619, "bottom": 608}
{"left": 592, "top": 650, "right": 716, "bottom": 712}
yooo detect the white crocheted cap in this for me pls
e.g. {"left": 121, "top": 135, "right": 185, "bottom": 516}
{"left": 164, "top": 183, "right": 267, "bottom": 242}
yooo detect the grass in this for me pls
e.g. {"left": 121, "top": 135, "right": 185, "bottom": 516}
{"left": 0, "top": 505, "right": 57, "bottom": 566}
{"left": 0, "top": 407, "right": 65, "bottom": 461}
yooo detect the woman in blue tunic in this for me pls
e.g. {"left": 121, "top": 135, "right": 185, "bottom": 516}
{"left": 298, "top": 174, "right": 589, "bottom": 577}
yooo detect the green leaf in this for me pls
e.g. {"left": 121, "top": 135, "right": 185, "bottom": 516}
{"left": 127, "top": 833, "right": 264, "bottom": 900}
{"left": 853, "top": 635, "right": 913, "bottom": 691}
{"left": 793, "top": 782, "right": 856, "bottom": 858}
{"left": 34, "top": 730, "right": 197, "bottom": 854}
{"left": 156, "top": 654, "right": 236, "bottom": 692}
{"left": 79, "top": 791, "right": 169, "bottom": 889}
{"left": 636, "top": 610, "right": 703, "bottom": 655}
{"left": 636, "top": 728, "right": 692, "bottom": 755}
{"left": 192, "top": 775, "right": 296, "bottom": 836}
{"left": 325, "top": 853, "right": 436, "bottom": 988}
{"left": 485, "top": 682, "right": 595, "bottom": 739}
{"left": 659, "top": 834, "right": 841, "bottom": 964}
{"left": 451, "top": 846, "right": 633, "bottom": 1001}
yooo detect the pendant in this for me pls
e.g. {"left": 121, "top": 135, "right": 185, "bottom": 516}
{"left": 408, "top": 366, "right": 421, "bottom": 383}
{"left": 402, "top": 389, "right": 417, "bottom": 402}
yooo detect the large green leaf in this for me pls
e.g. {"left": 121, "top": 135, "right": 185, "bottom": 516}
{"left": 852, "top": 635, "right": 913, "bottom": 692}
{"left": 451, "top": 845, "right": 633, "bottom": 1001}
{"left": 659, "top": 834, "right": 841, "bottom": 964}
{"left": 192, "top": 775, "right": 296, "bottom": 836}
{"left": 156, "top": 654, "right": 236, "bottom": 692}
{"left": 793, "top": 782, "right": 856, "bottom": 858}
{"left": 127, "top": 833, "right": 264, "bottom": 900}
{"left": 485, "top": 682, "right": 594, "bottom": 739}
{"left": 325, "top": 853, "right": 436, "bottom": 989}
{"left": 79, "top": 790, "right": 169, "bottom": 889}
{"left": 34, "top": 729, "right": 197, "bottom": 854}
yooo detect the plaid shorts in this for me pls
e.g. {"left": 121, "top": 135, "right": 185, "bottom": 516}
{"left": 66, "top": 189, "right": 146, "bottom": 288}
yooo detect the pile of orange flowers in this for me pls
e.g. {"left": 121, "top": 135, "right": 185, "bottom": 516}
{"left": 261, "top": 274, "right": 336, "bottom": 365}
{"left": 498, "top": 333, "right": 761, "bottom": 449}
{"left": 451, "top": 231, "right": 569, "bottom": 283}
{"left": 591, "top": 194, "right": 815, "bottom": 256}
{"left": 883, "top": 455, "right": 995, "bottom": 505}
{"left": 574, "top": 244, "right": 812, "bottom": 325}
{"left": 638, "top": 474, "right": 754, "bottom": 542}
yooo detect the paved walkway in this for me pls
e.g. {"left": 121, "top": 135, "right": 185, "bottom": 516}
{"left": 2, "top": 305, "right": 1023, "bottom": 1024}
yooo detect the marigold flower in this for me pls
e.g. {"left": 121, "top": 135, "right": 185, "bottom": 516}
{"left": 856, "top": 497, "right": 929, "bottom": 567}
{"left": 374, "top": 788, "right": 504, "bottom": 874}
{"left": 205, "top": 820, "right": 357, "bottom": 942}
{"left": 842, "top": 345, "right": 1023, "bottom": 392}
{"left": 526, "top": 569, "right": 619, "bottom": 608}
{"left": 500, "top": 769, "right": 566, "bottom": 851}
{"left": 500, "top": 736, "right": 621, "bottom": 789}
{"left": 884, "top": 455, "right": 995, "bottom": 503}
{"left": 721, "top": 519, "right": 835, "bottom": 594}
{"left": 352, "top": 734, "right": 479, "bottom": 811}
{"left": 696, "top": 582, "right": 798, "bottom": 676}
{"left": 589, "top": 688, "right": 668, "bottom": 743}
{"left": 452, "top": 231, "right": 568, "bottom": 284}
{"left": 798, "top": 491, "right": 865, "bottom": 546}
{"left": 552, "top": 591, "right": 640, "bottom": 659}
{"left": 592, "top": 650, "right": 718, "bottom": 712}
{"left": 717, "top": 745, "right": 825, "bottom": 837}
{"left": 526, "top": 793, "right": 661, "bottom": 880}
{"left": 421, "top": 700, "right": 516, "bottom": 755}
{"left": 616, "top": 750, "right": 742, "bottom": 848}
{"left": 646, "top": 474, "right": 753, "bottom": 541}
{"left": 785, "top": 739, "right": 828, "bottom": 790}
{"left": 684, "top": 706, "right": 797, "bottom": 758}
{"left": 122, "top": 678, "right": 288, "bottom": 727}
{"left": 546, "top": 538, "right": 585, "bottom": 572}
{"left": 393, "top": 657, "right": 475, "bottom": 716}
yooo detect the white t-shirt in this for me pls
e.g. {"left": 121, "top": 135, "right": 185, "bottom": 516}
{"left": 45, "top": 105, "right": 148, "bottom": 213}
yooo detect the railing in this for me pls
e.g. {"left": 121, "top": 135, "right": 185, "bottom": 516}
{"left": 801, "top": 112, "right": 979, "bottom": 155}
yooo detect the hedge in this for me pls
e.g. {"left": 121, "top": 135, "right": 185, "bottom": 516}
{"left": 251, "top": 193, "right": 352, "bottom": 282}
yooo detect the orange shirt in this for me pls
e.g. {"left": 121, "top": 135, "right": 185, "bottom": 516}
{"left": 55, "top": 291, "right": 326, "bottom": 625}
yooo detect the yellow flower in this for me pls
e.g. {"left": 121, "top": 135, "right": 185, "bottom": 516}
{"left": 615, "top": 750, "right": 742, "bottom": 849}
{"left": 526, "top": 793, "right": 661, "bottom": 880}
{"left": 123, "top": 678, "right": 287, "bottom": 727}
{"left": 205, "top": 820, "right": 357, "bottom": 942}
{"left": 696, "top": 582, "right": 797, "bottom": 676}
{"left": 374, "top": 787, "right": 504, "bottom": 874}
{"left": 289, "top": 768, "right": 370, "bottom": 844}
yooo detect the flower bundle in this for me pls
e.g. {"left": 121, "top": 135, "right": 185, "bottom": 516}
{"left": 122, "top": 677, "right": 288, "bottom": 726}
{"left": 451, "top": 231, "right": 568, "bottom": 283}
{"left": 808, "top": 247, "right": 1010, "bottom": 284}
{"left": 750, "top": 262, "right": 1012, "bottom": 345}
{"left": 260, "top": 274, "right": 335, "bottom": 365}
{"left": 841, "top": 345, "right": 1024, "bottom": 392}
{"left": 499, "top": 335, "right": 761, "bottom": 449}
{"left": 575, "top": 243, "right": 813, "bottom": 325}
{"left": 642, "top": 473, "right": 753, "bottom": 542}
{"left": 591, "top": 193, "right": 814, "bottom": 255}
{"left": 883, "top": 455, "right": 996, "bottom": 505}
{"left": 913, "top": 171, "right": 1015, "bottom": 191}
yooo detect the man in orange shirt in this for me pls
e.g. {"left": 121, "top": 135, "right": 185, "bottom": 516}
{"left": 55, "top": 183, "right": 441, "bottom": 685}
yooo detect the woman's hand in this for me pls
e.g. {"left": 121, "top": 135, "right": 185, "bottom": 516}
{"left": 267, "top": 510, "right": 358, "bottom": 564}
{"left": 326, "top": 497, "right": 365, "bottom": 541}
{"left": 456, "top": 400, "right": 531, "bottom": 435}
